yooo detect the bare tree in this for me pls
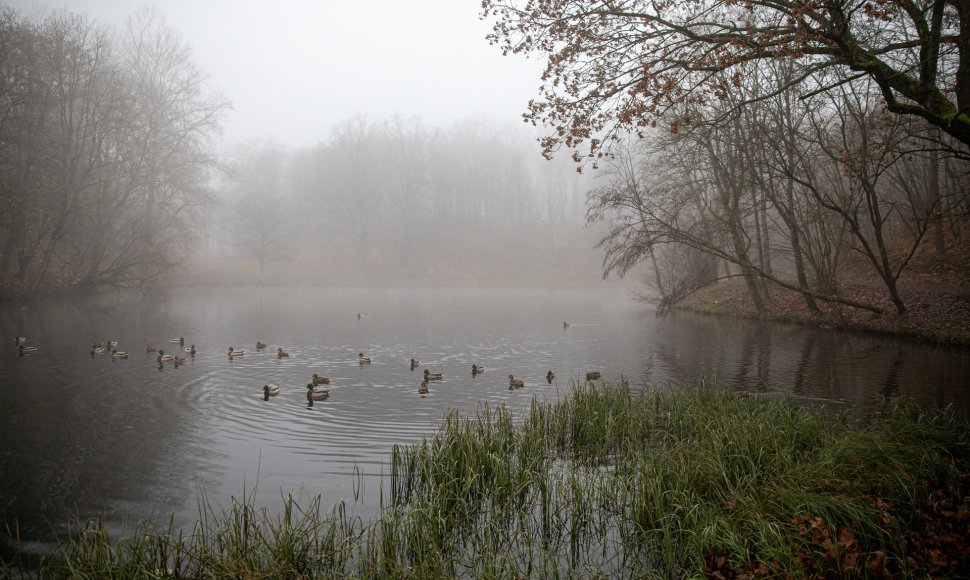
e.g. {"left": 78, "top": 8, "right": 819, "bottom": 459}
{"left": 794, "top": 81, "right": 931, "bottom": 313}
{"left": 380, "top": 115, "right": 437, "bottom": 268}
{"left": 223, "top": 142, "right": 290, "bottom": 275}
{"left": 0, "top": 6, "right": 226, "bottom": 294}
{"left": 318, "top": 115, "right": 384, "bottom": 263}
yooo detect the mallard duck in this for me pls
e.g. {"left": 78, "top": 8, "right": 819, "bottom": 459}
{"left": 563, "top": 322, "right": 569, "bottom": 328}
{"left": 185, "top": 344, "right": 196, "bottom": 355}
{"left": 262, "top": 384, "right": 280, "bottom": 400}
{"left": 173, "top": 355, "right": 186, "bottom": 366}
{"left": 585, "top": 371, "right": 601, "bottom": 381}
{"left": 14, "top": 336, "right": 27, "bottom": 345}
{"left": 277, "top": 347, "right": 289, "bottom": 358}
{"left": 170, "top": 337, "right": 184, "bottom": 345}
{"left": 256, "top": 341, "right": 267, "bottom": 350}
{"left": 157, "top": 349, "right": 175, "bottom": 363}
{"left": 90, "top": 343, "right": 105, "bottom": 355}
{"left": 111, "top": 349, "right": 129, "bottom": 358}
{"left": 306, "top": 383, "right": 330, "bottom": 401}
{"left": 18, "top": 345, "right": 37, "bottom": 355}
{"left": 410, "top": 358, "right": 420, "bottom": 367}
{"left": 228, "top": 347, "right": 244, "bottom": 357}
{"left": 472, "top": 364, "right": 485, "bottom": 374}
{"left": 418, "top": 381, "right": 429, "bottom": 395}
{"left": 546, "top": 370, "right": 555, "bottom": 383}
{"left": 312, "top": 373, "right": 330, "bottom": 385}
{"left": 146, "top": 342, "right": 156, "bottom": 353}
{"left": 358, "top": 353, "right": 371, "bottom": 364}
{"left": 423, "top": 369, "right": 443, "bottom": 380}
{"left": 105, "top": 340, "right": 118, "bottom": 347}
{"left": 508, "top": 374, "right": 524, "bottom": 389}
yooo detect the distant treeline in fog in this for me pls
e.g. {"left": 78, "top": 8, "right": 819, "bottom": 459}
{"left": 0, "top": 5, "right": 602, "bottom": 296}
{"left": 205, "top": 115, "right": 599, "bottom": 286}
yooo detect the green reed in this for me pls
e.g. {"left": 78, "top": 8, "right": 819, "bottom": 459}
{"left": 4, "top": 380, "right": 967, "bottom": 578}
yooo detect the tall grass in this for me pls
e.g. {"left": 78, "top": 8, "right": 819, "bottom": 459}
{"left": 4, "top": 380, "right": 968, "bottom": 578}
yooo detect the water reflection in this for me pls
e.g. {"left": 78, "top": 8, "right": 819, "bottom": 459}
{"left": 1, "top": 286, "right": 968, "bottom": 559}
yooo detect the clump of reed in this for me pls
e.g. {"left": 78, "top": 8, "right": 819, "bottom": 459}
{"left": 4, "top": 380, "right": 968, "bottom": 578}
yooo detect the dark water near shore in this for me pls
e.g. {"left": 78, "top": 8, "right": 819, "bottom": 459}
{"left": 2, "top": 285, "right": 968, "bottom": 556}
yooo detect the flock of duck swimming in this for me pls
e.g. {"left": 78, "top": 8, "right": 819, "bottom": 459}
{"left": 13, "top": 325, "right": 604, "bottom": 404}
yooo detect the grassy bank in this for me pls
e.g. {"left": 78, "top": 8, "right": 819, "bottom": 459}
{"left": 4, "top": 382, "right": 969, "bottom": 578}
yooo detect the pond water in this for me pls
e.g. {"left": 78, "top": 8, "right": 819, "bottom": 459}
{"left": 2, "top": 285, "right": 968, "bottom": 558}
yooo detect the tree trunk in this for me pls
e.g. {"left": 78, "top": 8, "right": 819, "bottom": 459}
{"left": 929, "top": 146, "right": 945, "bottom": 257}
{"left": 790, "top": 226, "right": 821, "bottom": 314}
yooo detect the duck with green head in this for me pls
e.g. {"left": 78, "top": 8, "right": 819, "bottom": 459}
{"left": 306, "top": 383, "right": 330, "bottom": 402}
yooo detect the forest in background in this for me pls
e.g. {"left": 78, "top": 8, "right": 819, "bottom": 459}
{"left": 0, "top": 5, "right": 608, "bottom": 298}
{"left": 4, "top": 1, "right": 970, "bottom": 315}
{"left": 195, "top": 115, "right": 605, "bottom": 288}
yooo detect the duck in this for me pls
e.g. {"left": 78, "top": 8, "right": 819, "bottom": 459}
{"left": 256, "top": 341, "right": 267, "bottom": 350}
{"left": 262, "top": 384, "right": 280, "bottom": 400}
{"left": 18, "top": 345, "right": 37, "bottom": 355}
{"left": 358, "top": 353, "right": 371, "bottom": 364}
{"left": 170, "top": 337, "right": 184, "bottom": 345}
{"left": 105, "top": 340, "right": 118, "bottom": 347}
{"left": 228, "top": 347, "right": 244, "bottom": 357}
{"left": 418, "top": 381, "right": 429, "bottom": 395}
{"left": 90, "top": 343, "right": 105, "bottom": 355}
{"left": 146, "top": 342, "right": 156, "bottom": 353}
{"left": 185, "top": 344, "right": 196, "bottom": 355}
{"left": 423, "top": 369, "right": 443, "bottom": 381}
{"left": 306, "top": 383, "right": 330, "bottom": 401}
{"left": 277, "top": 347, "right": 290, "bottom": 359}
{"left": 563, "top": 322, "right": 569, "bottom": 328}
{"left": 14, "top": 336, "right": 27, "bottom": 345}
{"left": 111, "top": 349, "right": 129, "bottom": 358}
{"left": 585, "top": 371, "right": 601, "bottom": 382}
{"left": 410, "top": 358, "right": 420, "bottom": 368}
{"left": 157, "top": 349, "right": 175, "bottom": 363}
{"left": 508, "top": 375, "right": 524, "bottom": 389}
{"left": 311, "top": 373, "right": 330, "bottom": 385}
{"left": 173, "top": 355, "right": 186, "bottom": 366}
{"left": 471, "top": 364, "right": 485, "bottom": 375}
{"left": 546, "top": 370, "right": 555, "bottom": 383}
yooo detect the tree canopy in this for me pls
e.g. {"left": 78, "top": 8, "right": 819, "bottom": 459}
{"left": 481, "top": 0, "right": 970, "bottom": 156}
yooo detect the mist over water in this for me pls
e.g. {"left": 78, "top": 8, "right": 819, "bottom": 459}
{"left": 2, "top": 285, "right": 969, "bottom": 557}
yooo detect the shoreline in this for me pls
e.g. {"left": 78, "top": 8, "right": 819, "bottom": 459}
{"left": 674, "top": 278, "right": 970, "bottom": 348}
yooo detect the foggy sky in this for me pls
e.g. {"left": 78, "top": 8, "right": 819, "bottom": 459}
{"left": 8, "top": 0, "right": 544, "bottom": 148}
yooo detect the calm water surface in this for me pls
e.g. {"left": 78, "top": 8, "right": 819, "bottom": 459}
{"left": 2, "top": 285, "right": 968, "bottom": 556}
